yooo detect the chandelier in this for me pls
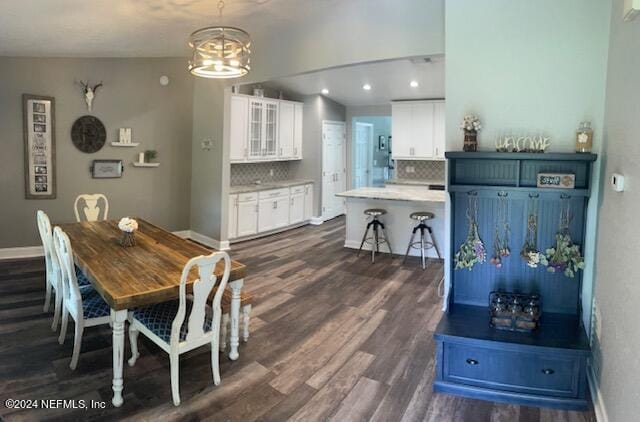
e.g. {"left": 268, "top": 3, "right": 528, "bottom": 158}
{"left": 188, "top": 0, "right": 251, "bottom": 79}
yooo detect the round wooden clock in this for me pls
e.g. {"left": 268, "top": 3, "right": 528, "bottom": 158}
{"left": 71, "top": 115, "right": 106, "bottom": 153}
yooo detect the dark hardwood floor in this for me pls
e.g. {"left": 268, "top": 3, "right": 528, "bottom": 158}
{"left": 0, "top": 217, "right": 595, "bottom": 421}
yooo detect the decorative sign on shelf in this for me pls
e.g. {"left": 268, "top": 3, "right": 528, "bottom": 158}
{"left": 23, "top": 94, "right": 56, "bottom": 199}
{"left": 495, "top": 134, "right": 550, "bottom": 153}
{"left": 118, "top": 128, "right": 132, "bottom": 144}
{"left": 536, "top": 173, "right": 575, "bottom": 189}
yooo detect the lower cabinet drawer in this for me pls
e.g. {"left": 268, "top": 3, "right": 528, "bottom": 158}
{"left": 443, "top": 342, "right": 581, "bottom": 398}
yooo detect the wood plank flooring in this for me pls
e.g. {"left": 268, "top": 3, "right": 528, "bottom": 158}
{"left": 0, "top": 217, "right": 595, "bottom": 421}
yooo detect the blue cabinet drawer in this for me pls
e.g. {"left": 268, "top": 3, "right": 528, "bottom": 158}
{"left": 443, "top": 342, "right": 581, "bottom": 398}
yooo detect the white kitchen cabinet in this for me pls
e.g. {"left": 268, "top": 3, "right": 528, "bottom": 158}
{"left": 304, "top": 184, "right": 314, "bottom": 221}
{"left": 236, "top": 193, "right": 258, "bottom": 238}
{"left": 228, "top": 194, "right": 238, "bottom": 239}
{"left": 391, "top": 100, "right": 444, "bottom": 160}
{"left": 293, "top": 103, "right": 303, "bottom": 159}
{"left": 258, "top": 189, "right": 289, "bottom": 232}
{"left": 289, "top": 186, "right": 305, "bottom": 225}
{"left": 433, "top": 101, "right": 446, "bottom": 159}
{"left": 391, "top": 103, "right": 413, "bottom": 158}
{"left": 229, "top": 94, "right": 302, "bottom": 163}
{"left": 229, "top": 96, "right": 248, "bottom": 162}
{"left": 247, "top": 98, "right": 278, "bottom": 160}
{"left": 278, "top": 102, "right": 295, "bottom": 159}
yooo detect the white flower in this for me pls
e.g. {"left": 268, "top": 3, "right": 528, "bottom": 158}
{"left": 460, "top": 115, "right": 481, "bottom": 132}
{"left": 118, "top": 217, "right": 138, "bottom": 233}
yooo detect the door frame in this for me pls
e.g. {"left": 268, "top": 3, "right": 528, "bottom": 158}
{"left": 353, "top": 121, "right": 374, "bottom": 188}
{"left": 322, "top": 120, "right": 347, "bottom": 221}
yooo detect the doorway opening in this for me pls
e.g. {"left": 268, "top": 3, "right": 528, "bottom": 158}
{"left": 351, "top": 116, "right": 392, "bottom": 188}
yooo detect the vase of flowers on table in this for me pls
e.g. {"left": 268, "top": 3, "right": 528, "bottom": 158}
{"left": 118, "top": 217, "right": 138, "bottom": 247}
{"left": 460, "top": 115, "right": 482, "bottom": 152}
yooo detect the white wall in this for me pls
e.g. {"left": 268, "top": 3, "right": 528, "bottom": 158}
{"left": 445, "top": 0, "right": 611, "bottom": 330}
{"left": 591, "top": 1, "right": 640, "bottom": 420}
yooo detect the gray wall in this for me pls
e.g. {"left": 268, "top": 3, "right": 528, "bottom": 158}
{"left": 592, "top": 1, "right": 640, "bottom": 420}
{"left": 190, "top": 78, "right": 227, "bottom": 241}
{"left": 0, "top": 57, "right": 193, "bottom": 248}
{"left": 290, "top": 95, "right": 346, "bottom": 216}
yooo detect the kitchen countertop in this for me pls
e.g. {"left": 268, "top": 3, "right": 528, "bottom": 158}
{"left": 230, "top": 179, "right": 314, "bottom": 194}
{"left": 336, "top": 187, "right": 446, "bottom": 203}
{"left": 385, "top": 178, "right": 445, "bottom": 187}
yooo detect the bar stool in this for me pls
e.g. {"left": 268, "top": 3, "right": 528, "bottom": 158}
{"left": 358, "top": 208, "right": 393, "bottom": 263}
{"left": 404, "top": 211, "right": 441, "bottom": 269}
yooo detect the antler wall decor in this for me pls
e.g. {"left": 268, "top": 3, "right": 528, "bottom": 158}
{"left": 79, "top": 80, "right": 103, "bottom": 112}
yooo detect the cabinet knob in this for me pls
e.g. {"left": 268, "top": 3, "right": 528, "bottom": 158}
{"left": 466, "top": 358, "right": 479, "bottom": 366}
{"left": 541, "top": 368, "right": 555, "bottom": 375}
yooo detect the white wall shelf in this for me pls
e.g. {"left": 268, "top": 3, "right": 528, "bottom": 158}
{"left": 111, "top": 142, "right": 140, "bottom": 147}
{"left": 132, "top": 162, "right": 160, "bottom": 167}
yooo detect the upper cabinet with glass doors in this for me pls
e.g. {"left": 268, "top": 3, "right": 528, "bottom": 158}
{"left": 229, "top": 94, "right": 303, "bottom": 163}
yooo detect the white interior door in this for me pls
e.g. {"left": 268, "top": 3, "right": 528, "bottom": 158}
{"left": 353, "top": 122, "right": 373, "bottom": 188}
{"left": 322, "top": 121, "right": 346, "bottom": 221}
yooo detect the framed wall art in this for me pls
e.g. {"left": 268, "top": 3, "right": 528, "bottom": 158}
{"left": 23, "top": 94, "right": 56, "bottom": 199}
{"left": 91, "top": 160, "right": 124, "bottom": 178}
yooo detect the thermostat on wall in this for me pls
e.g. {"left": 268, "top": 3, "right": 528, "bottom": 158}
{"left": 611, "top": 173, "right": 625, "bottom": 192}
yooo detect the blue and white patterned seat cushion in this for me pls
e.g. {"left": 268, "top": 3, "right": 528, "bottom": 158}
{"left": 81, "top": 286, "right": 111, "bottom": 319}
{"left": 133, "top": 300, "right": 213, "bottom": 343}
{"left": 74, "top": 266, "right": 91, "bottom": 287}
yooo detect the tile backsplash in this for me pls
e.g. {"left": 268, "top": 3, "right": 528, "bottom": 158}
{"left": 230, "top": 162, "right": 291, "bottom": 185}
{"left": 395, "top": 160, "right": 445, "bottom": 180}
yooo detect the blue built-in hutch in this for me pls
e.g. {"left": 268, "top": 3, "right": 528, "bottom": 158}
{"left": 434, "top": 152, "right": 597, "bottom": 410}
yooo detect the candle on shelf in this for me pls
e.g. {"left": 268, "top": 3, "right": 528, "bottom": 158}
{"left": 138, "top": 152, "right": 145, "bottom": 163}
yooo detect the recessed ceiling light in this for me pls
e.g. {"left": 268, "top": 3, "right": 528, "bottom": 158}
{"left": 410, "top": 80, "right": 419, "bottom": 88}
{"left": 321, "top": 88, "right": 329, "bottom": 95}
{"left": 362, "top": 84, "right": 372, "bottom": 91}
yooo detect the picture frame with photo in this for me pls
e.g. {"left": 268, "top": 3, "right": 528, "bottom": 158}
{"left": 23, "top": 94, "right": 56, "bottom": 199}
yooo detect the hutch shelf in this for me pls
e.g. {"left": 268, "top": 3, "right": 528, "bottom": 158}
{"left": 434, "top": 152, "right": 597, "bottom": 410}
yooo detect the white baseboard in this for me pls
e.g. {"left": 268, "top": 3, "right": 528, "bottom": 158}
{"left": 188, "top": 230, "right": 230, "bottom": 251}
{"left": 310, "top": 216, "right": 324, "bottom": 225}
{"left": 0, "top": 246, "right": 44, "bottom": 260}
{"left": 172, "top": 230, "right": 191, "bottom": 238}
{"left": 588, "top": 366, "right": 609, "bottom": 422}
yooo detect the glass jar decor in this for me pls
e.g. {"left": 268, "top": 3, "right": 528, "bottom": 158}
{"left": 575, "top": 121, "right": 593, "bottom": 153}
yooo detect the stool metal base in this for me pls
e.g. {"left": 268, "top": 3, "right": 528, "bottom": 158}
{"left": 357, "top": 217, "right": 393, "bottom": 263}
{"left": 403, "top": 222, "right": 441, "bottom": 270}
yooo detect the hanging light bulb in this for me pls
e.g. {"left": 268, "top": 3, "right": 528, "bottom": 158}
{"left": 188, "top": 0, "right": 251, "bottom": 79}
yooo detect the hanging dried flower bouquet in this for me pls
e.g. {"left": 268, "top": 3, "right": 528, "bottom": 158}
{"left": 545, "top": 234, "right": 584, "bottom": 277}
{"left": 544, "top": 198, "right": 584, "bottom": 278}
{"left": 455, "top": 196, "right": 486, "bottom": 270}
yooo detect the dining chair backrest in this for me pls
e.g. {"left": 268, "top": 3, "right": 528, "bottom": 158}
{"left": 172, "top": 252, "right": 231, "bottom": 345}
{"left": 74, "top": 194, "right": 109, "bottom": 222}
{"left": 36, "top": 210, "right": 60, "bottom": 275}
{"left": 53, "top": 227, "right": 84, "bottom": 317}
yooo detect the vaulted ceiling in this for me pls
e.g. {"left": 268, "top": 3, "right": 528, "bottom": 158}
{"left": 0, "top": 0, "right": 341, "bottom": 57}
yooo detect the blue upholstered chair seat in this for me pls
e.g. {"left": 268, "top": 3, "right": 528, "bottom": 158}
{"left": 133, "top": 300, "right": 213, "bottom": 343}
{"left": 80, "top": 286, "right": 111, "bottom": 319}
{"left": 75, "top": 266, "right": 91, "bottom": 287}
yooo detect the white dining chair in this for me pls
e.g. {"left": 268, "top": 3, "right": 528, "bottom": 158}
{"left": 53, "top": 226, "right": 111, "bottom": 370}
{"left": 74, "top": 193, "right": 109, "bottom": 222}
{"left": 36, "top": 210, "right": 90, "bottom": 331}
{"left": 127, "top": 251, "right": 231, "bottom": 406}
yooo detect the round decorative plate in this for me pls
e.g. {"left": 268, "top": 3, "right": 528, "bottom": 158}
{"left": 71, "top": 115, "right": 106, "bottom": 153}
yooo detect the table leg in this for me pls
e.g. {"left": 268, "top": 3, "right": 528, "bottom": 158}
{"left": 228, "top": 278, "right": 244, "bottom": 361}
{"left": 111, "top": 308, "right": 128, "bottom": 407}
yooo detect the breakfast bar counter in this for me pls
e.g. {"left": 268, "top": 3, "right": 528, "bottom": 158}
{"left": 336, "top": 186, "right": 445, "bottom": 259}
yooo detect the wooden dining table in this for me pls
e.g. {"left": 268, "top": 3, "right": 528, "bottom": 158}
{"left": 58, "top": 218, "right": 246, "bottom": 407}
